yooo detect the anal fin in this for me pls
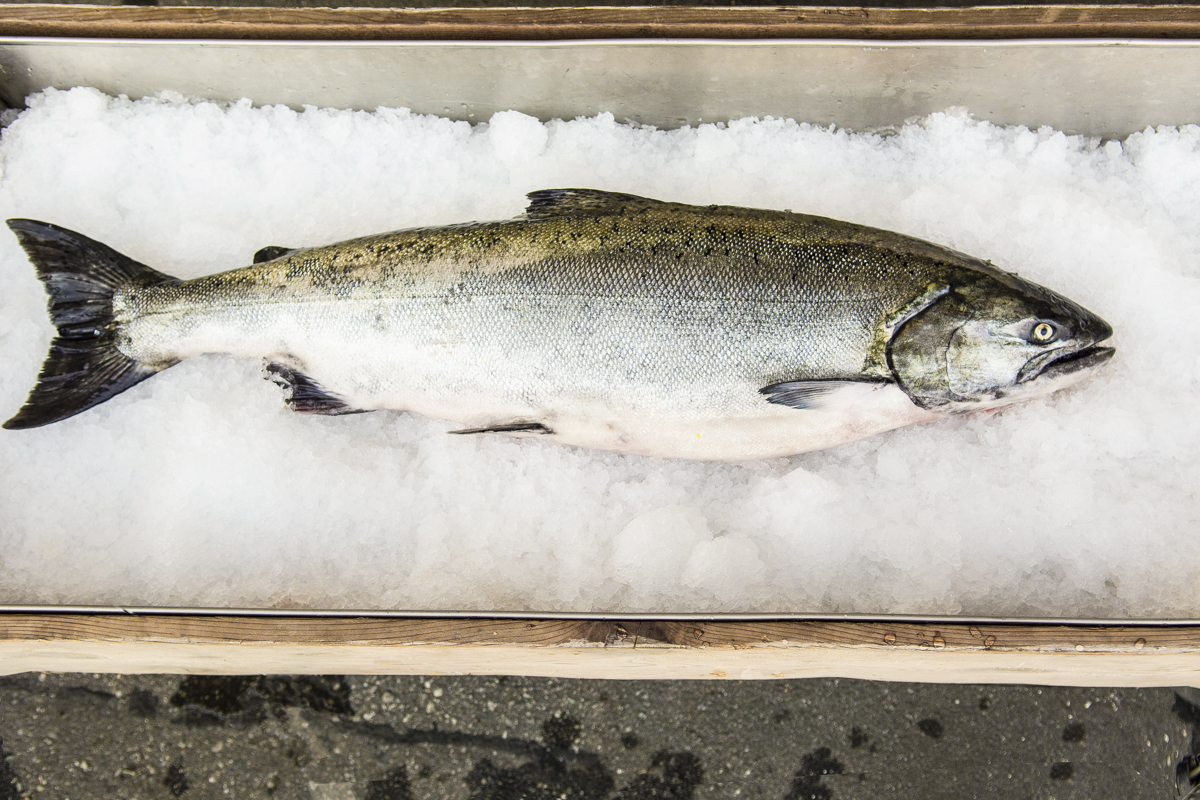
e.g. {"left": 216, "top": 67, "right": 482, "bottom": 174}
{"left": 266, "top": 362, "right": 365, "bottom": 416}
{"left": 449, "top": 421, "right": 553, "bottom": 436}
{"left": 760, "top": 378, "right": 891, "bottom": 410}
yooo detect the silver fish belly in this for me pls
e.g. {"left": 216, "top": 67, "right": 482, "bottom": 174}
{"left": 4, "top": 189, "right": 1115, "bottom": 460}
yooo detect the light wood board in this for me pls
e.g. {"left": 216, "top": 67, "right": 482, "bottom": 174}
{"left": 4, "top": 615, "right": 1200, "bottom": 685}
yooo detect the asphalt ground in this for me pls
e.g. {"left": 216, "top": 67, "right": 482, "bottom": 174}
{"left": 0, "top": 673, "right": 1195, "bottom": 799}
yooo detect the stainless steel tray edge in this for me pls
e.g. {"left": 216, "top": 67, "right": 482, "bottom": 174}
{"left": 1, "top": 36, "right": 1199, "bottom": 134}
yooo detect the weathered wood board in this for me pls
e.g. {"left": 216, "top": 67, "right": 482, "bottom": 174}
{"left": 2, "top": 4, "right": 1200, "bottom": 41}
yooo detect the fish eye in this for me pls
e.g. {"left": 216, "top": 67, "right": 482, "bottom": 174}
{"left": 1030, "top": 321, "right": 1057, "bottom": 345}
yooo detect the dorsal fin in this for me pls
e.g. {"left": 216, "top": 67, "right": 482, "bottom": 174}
{"left": 522, "top": 189, "right": 659, "bottom": 220}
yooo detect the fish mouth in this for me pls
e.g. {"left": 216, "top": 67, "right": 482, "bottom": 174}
{"left": 1025, "top": 344, "right": 1116, "bottom": 383}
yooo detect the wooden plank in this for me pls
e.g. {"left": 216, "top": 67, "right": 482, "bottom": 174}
{"left": 3, "top": 5, "right": 1200, "bottom": 42}
{"left": 3, "top": 615, "right": 1200, "bottom": 685}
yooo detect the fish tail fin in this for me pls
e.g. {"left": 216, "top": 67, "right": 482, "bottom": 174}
{"left": 4, "top": 219, "right": 179, "bottom": 430}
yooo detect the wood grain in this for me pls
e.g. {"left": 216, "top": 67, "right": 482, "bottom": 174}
{"left": 3, "top": 615, "right": 1200, "bottom": 684}
{"left": 2, "top": 5, "right": 1200, "bottom": 41}
{"left": 3, "top": 615, "right": 1195, "bottom": 649}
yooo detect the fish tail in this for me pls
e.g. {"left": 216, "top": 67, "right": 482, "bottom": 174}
{"left": 4, "top": 219, "right": 179, "bottom": 430}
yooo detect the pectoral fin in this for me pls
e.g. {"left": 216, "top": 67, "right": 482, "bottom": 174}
{"left": 449, "top": 422, "right": 554, "bottom": 435}
{"left": 760, "top": 378, "right": 891, "bottom": 410}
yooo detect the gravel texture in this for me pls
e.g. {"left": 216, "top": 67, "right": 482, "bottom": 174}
{"left": 0, "top": 673, "right": 1193, "bottom": 799}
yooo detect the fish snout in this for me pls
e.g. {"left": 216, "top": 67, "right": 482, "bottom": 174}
{"left": 1082, "top": 312, "right": 1114, "bottom": 348}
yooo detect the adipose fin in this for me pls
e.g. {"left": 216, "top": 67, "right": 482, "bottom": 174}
{"left": 253, "top": 245, "right": 297, "bottom": 264}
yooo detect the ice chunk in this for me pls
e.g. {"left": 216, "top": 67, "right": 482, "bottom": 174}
{"left": 611, "top": 507, "right": 712, "bottom": 593}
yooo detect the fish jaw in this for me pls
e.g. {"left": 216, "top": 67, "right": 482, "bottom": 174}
{"left": 1002, "top": 345, "right": 1116, "bottom": 407}
{"left": 1034, "top": 345, "right": 1116, "bottom": 383}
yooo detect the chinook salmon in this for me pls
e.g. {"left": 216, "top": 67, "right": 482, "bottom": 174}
{"left": 3, "top": 189, "right": 1114, "bottom": 461}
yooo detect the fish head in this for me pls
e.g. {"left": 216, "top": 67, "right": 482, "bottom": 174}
{"left": 889, "top": 271, "right": 1114, "bottom": 413}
